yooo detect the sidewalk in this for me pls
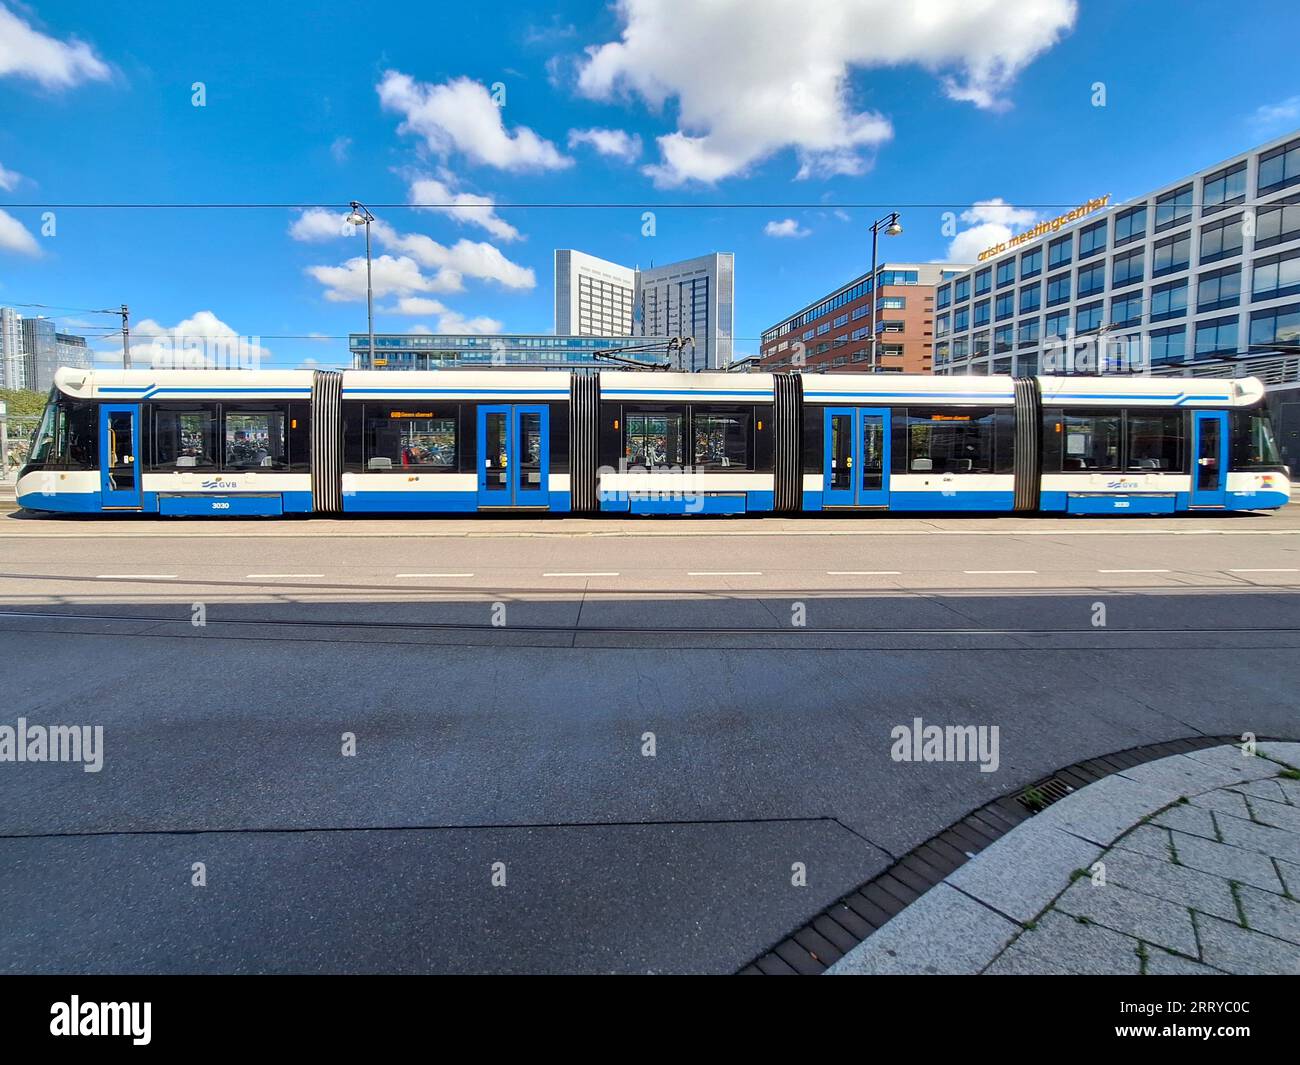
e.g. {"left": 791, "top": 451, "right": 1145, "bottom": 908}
{"left": 828, "top": 742, "right": 1300, "bottom": 975}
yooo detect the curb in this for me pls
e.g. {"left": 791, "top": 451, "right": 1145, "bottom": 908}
{"left": 741, "top": 735, "right": 1295, "bottom": 975}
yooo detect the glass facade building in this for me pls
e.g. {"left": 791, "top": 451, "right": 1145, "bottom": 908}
{"left": 933, "top": 131, "right": 1300, "bottom": 377}
{"left": 350, "top": 332, "right": 682, "bottom": 371}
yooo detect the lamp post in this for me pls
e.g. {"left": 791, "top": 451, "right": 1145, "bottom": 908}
{"left": 346, "top": 201, "right": 376, "bottom": 368}
{"left": 867, "top": 212, "right": 902, "bottom": 372}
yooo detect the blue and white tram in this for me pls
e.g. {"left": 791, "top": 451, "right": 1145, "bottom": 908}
{"left": 17, "top": 366, "right": 1290, "bottom": 517}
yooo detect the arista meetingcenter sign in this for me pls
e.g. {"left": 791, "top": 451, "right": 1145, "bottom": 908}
{"left": 976, "top": 194, "right": 1112, "bottom": 262}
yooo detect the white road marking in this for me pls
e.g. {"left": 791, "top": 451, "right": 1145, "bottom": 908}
{"left": 1098, "top": 568, "right": 1170, "bottom": 573}
{"left": 1229, "top": 567, "right": 1300, "bottom": 573}
{"left": 827, "top": 570, "right": 901, "bottom": 575}
{"left": 395, "top": 572, "right": 475, "bottom": 578}
{"left": 688, "top": 571, "right": 762, "bottom": 576}
{"left": 542, "top": 571, "right": 620, "bottom": 577}
{"left": 245, "top": 574, "right": 325, "bottom": 579}
{"left": 95, "top": 574, "right": 177, "bottom": 580}
{"left": 964, "top": 569, "right": 1037, "bottom": 574}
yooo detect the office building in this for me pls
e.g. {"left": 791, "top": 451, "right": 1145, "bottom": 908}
{"left": 554, "top": 249, "right": 735, "bottom": 369}
{"left": 758, "top": 262, "right": 966, "bottom": 374}
{"left": 934, "top": 131, "right": 1300, "bottom": 377}
{"left": 0, "top": 307, "right": 23, "bottom": 389}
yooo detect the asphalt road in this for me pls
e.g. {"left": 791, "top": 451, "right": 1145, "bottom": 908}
{"left": 2, "top": 507, "right": 1299, "bottom": 973}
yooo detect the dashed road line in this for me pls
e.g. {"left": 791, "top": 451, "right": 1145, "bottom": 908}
{"left": 94, "top": 574, "right": 177, "bottom": 580}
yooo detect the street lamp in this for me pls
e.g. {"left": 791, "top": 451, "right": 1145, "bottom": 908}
{"left": 868, "top": 211, "right": 902, "bottom": 373}
{"left": 346, "top": 200, "right": 376, "bottom": 369}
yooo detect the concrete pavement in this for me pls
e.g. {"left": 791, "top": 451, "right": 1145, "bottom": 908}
{"left": 828, "top": 742, "right": 1300, "bottom": 975}
{"left": 2, "top": 511, "right": 1298, "bottom": 972}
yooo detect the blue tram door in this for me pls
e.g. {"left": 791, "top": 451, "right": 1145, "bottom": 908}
{"left": 823, "top": 407, "right": 890, "bottom": 507}
{"left": 477, "top": 404, "right": 550, "bottom": 508}
{"left": 99, "top": 403, "right": 143, "bottom": 509}
{"left": 1190, "top": 411, "right": 1229, "bottom": 508}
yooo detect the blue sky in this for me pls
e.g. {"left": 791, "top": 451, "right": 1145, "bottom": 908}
{"left": 0, "top": 0, "right": 1298, "bottom": 369}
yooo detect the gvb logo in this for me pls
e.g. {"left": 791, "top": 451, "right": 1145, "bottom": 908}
{"left": 50, "top": 996, "right": 151, "bottom": 1045}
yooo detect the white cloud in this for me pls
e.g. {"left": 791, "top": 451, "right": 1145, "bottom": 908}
{"left": 1251, "top": 95, "right": 1300, "bottom": 134}
{"left": 567, "top": 127, "right": 642, "bottom": 162}
{"left": 0, "top": 209, "right": 40, "bottom": 256}
{"left": 436, "top": 311, "right": 502, "bottom": 334}
{"left": 0, "top": 161, "right": 20, "bottom": 191}
{"left": 307, "top": 254, "right": 456, "bottom": 303}
{"left": 288, "top": 208, "right": 352, "bottom": 242}
{"left": 372, "top": 219, "right": 535, "bottom": 290}
{"left": 407, "top": 173, "right": 521, "bottom": 242}
{"left": 577, "top": 0, "right": 1076, "bottom": 186}
{"left": 96, "top": 311, "right": 270, "bottom": 367}
{"left": 0, "top": 3, "right": 110, "bottom": 89}
{"left": 946, "top": 198, "right": 1039, "bottom": 262}
{"left": 378, "top": 71, "right": 572, "bottom": 171}
{"left": 379, "top": 297, "right": 502, "bottom": 334}
{"left": 330, "top": 136, "right": 352, "bottom": 163}
{"left": 385, "top": 296, "right": 450, "bottom": 316}
{"left": 764, "top": 218, "right": 810, "bottom": 238}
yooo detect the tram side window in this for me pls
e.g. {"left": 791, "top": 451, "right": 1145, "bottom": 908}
{"left": 1126, "top": 411, "right": 1184, "bottom": 471}
{"left": 1233, "top": 410, "right": 1285, "bottom": 469}
{"left": 1060, "top": 411, "right": 1121, "bottom": 471}
{"left": 56, "top": 400, "right": 97, "bottom": 469}
{"left": 693, "top": 408, "right": 752, "bottom": 470}
{"left": 363, "top": 404, "right": 457, "bottom": 470}
{"left": 287, "top": 403, "right": 311, "bottom": 471}
{"left": 624, "top": 410, "right": 685, "bottom": 468}
{"left": 906, "top": 407, "right": 997, "bottom": 474}
{"left": 224, "top": 408, "right": 288, "bottom": 469}
{"left": 28, "top": 392, "right": 59, "bottom": 464}
{"left": 154, "top": 405, "right": 218, "bottom": 468}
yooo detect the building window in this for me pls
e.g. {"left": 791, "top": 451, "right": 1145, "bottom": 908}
{"left": 973, "top": 331, "right": 990, "bottom": 356}
{"left": 1018, "top": 318, "right": 1040, "bottom": 346}
{"left": 693, "top": 411, "right": 751, "bottom": 469}
{"left": 1076, "top": 301, "right": 1103, "bottom": 333}
{"left": 1114, "top": 205, "right": 1147, "bottom": 246}
{"left": 1046, "top": 272, "right": 1071, "bottom": 307}
{"left": 1256, "top": 194, "right": 1300, "bottom": 250}
{"left": 1017, "top": 354, "right": 1039, "bottom": 375}
{"left": 1199, "top": 214, "right": 1245, "bottom": 265}
{"left": 1194, "top": 315, "right": 1239, "bottom": 356}
{"left": 1152, "top": 231, "right": 1192, "bottom": 277}
{"left": 1112, "top": 247, "right": 1144, "bottom": 289}
{"left": 1149, "top": 325, "right": 1186, "bottom": 365}
{"left": 994, "top": 324, "right": 1013, "bottom": 353}
{"left": 1045, "top": 310, "right": 1070, "bottom": 339}
{"left": 1259, "top": 137, "right": 1300, "bottom": 194}
{"left": 1249, "top": 302, "right": 1300, "bottom": 348}
{"left": 1203, "top": 161, "right": 1247, "bottom": 215}
{"left": 974, "top": 267, "right": 992, "bottom": 295}
{"left": 833, "top": 313, "right": 848, "bottom": 327}
{"left": 996, "top": 258, "right": 1015, "bottom": 288}
{"left": 852, "top": 304, "right": 869, "bottom": 320}
{"left": 1021, "top": 248, "right": 1043, "bottom": 279}
{"left": 1019, "top": 284, "right": 1041, "bottom": 313}
{"left": 955, "top": 307, "right": 971, "bottom": 331}
{"left": 936, "top": 285, "right": 951, "bottom": 309}
{"left": 1197, "top": 265, "right": 1242, "bottom": 313}
{"left": 1150, "top": 279, "right": 1188, "bottom": 322}
{"left": 1079, "top": 219, "right": 1108, "bottom": 258}
{"left": 879, "top": 296, "right": 906, "bottom": 310}
{"left": 995, "top": 292, "right": 1014, "bottom": 320}
{"left": 954, "top": 277, "right": 971, "bottom": 302}
{"left": 817, "top": 322, "right": 830, "bottom": 335}
{"left": 1048, "top": 235, "right": 1072, "bottom": 270}
{"left": 1154, "top": 184, "right": 1193, "bottom": 232}
{"left": 1110, "top": 292, "right": 1143, "bottom": 328}
{"left": 1253, "top": 248, "right": 1300, "bottom": 302}
{"left": 1077, "top": 261, "right": 1106, "bottom": 298}
{"left": 802, "top": 328, "right": 815, "bottom": 341}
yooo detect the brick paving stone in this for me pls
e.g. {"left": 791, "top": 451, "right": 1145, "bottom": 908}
{"left": 1035, "top": 774, "right": 1178, "bottom": 847}
{"left": 1099, "top": 848, "right": 1239, "bottom": 923}
{"left": 1055, "top": 880, "right": 1199, "bottom": 956}
{"left": 1244, "top": 795, "right": 1300, "bottom": 833}
{"left": 983, "top": 911, "right": 1141, "bottom": 975}
{"left": 1193, "top": 912, "right": 1300, "bottom": 975}
{"left": 1168, "top": 831, "right": 1287, "bottom": 894}
{"left": 1235, "top": 883, "right": 1300, "bottom": 946}
{"left": 1189, "top": 789, "right": 1254, "bottom": 822}
{"left": 1144, "top": 948, "right": 1223, "bottom": 975}
{"left": 1112, "top": 823, "right": 1177, "bottom": 862}
{"left": 1257, "top": 741, "right": 1300, "bottom": 767}
{"left": 1213, "top": 814, "right": 1300, "bottom": 864}
{"left": 1235, "top": 778, "right": 1295, "bottom": 806}
{"left": 1180, "top": 745, "right": 1290, "bottom": 782}
{"left": 1276, "top": 859, "right": 1299, "bottom": 898}
{"left": 1152, "top": 803, "right": 1219, "bottom": 841}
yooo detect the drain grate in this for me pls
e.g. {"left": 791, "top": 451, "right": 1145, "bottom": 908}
{"left": 1015, "top": 775, "right": 1073, "bottom": 812}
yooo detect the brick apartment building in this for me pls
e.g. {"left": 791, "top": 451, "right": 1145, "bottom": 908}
{"left": 757, "top": 262, "right": 967, "bottom": 374}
